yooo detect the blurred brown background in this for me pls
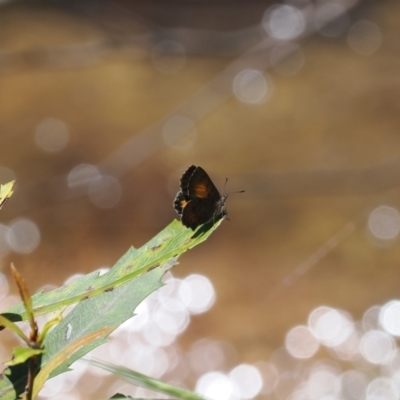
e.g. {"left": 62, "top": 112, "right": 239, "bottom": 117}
{"left": 1, "top": 0, "right": 400, "bottom": 398}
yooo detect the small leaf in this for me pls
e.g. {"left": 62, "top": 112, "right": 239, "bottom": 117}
{"left": 0, "top": 180, "right": 15, "bottom": 209}
{"left": 0, "top": 315, "right": 29, "bottom": 343}
{"left": 5, "top": 347, "right": 44, "bottom": 366}
{"left": 37, "top": 307, "right": 65, "bottom": 344}
{"left": 10, "top": 264, "right": 36, "bottom": 334}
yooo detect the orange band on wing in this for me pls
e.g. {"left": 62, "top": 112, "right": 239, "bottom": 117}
{"left": 193, "top": 184, "right": 209, "bottom": 198}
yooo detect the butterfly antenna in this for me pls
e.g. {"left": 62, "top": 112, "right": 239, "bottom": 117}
{"left": 221, "top": 177, "right": 229, "bottom": 196}
{"left": 221, "top": 176, "right": 244, "bottom": 198}
{"left": 225, "top": 189, "right": 245, "bottom": 198}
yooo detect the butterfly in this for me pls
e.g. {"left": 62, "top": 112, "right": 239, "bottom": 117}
{"left": 174, "top": 165, "right": 244, "bottom": 230}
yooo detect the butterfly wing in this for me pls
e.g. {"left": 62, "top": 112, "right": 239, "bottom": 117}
{"left": 174, "top": 165, "right": 224, "bottom": 229}
{"left": 187, "top": 166, "right": 221, "bottom": 203}
{"left": 173, "top": 191, "right": 188, "bottom": 216}
{"left": 179, "top": 165, "right": 197, "bottom": 196}
{"left": 173, "top": 165, "right": 197, "bottom": 216}
{"left": 180, "top": 197, "right": 218, "bottom": 229}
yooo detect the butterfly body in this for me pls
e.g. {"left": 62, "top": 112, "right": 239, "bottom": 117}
{"left": 174, "top": 165, "right": 227, "bottom": 230}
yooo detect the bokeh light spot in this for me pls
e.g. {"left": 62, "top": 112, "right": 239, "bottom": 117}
{"left": 341, "top": 370, "right": 368, "bottom": 400}
{"left": 153, "top": 304, "right": 189, "bottom": 335}
{"left": 306, "top": 365, "right": 341, "bottom": 399}
{"left": 331, "top": 327, "right": 361, "bottom": 361}
{"left": 368, "top": 205, "right": 400, "bottom": 241}
{"left": 35, "top": 117, "right": 69, "bottom": 153}
{"left": 88, "top": 175, "right": 122, "bottom": 208}
{"left": 188, "top": 339, "right": 236, "bottom": 376}
{"left": 124, "top": 346, "right": 169, "bottom": 378}
{"left": 363, "top": 306, "right": 381, "bottom": 330}
{"left": 273, "top": 371, "right": 296, "bottom": 399}
{"left": 262, "top": 5, "right": 305, "bottom": 40}
{"left": 366, "top": 377, "right": 398, "bottom": 400}
{"left": 255, "top": 361, "right": 279, "bottom": 395}
{"left": 142, "top": 321, "right": 176, "bottom": 347}
{"left": 360, "top": 330, "right": 396, "bottom": 365}
{"left": 348, "top": 20, "right": 383, "bottom": 55}
{"left": 6, "top": 218, "right": 41, "bottom": 254}
{"left": 308, "top": 306, "right": 354, "bottom": 347}
{"left": 229, "top": 364, "right": 263, "bottom": 400}
{"left": 233, "top": 69, "right": 272, "bottom": 104}
{"left": 380, "top": 300, "right": 400, "bottom": 337}
{"left": 179, "top": 274, "right": 216, "bottom": 314}
{"left": 39, "top": 364, "right": 82, "bottom": 399}
{"left": 156, "top": 276, "right": 183, "bottom": 309}
{"left": 196, "top": 372, "right": 236, "bottom": 400}
{"left": 285, "top": 325, "right": 320, "bottom": 359}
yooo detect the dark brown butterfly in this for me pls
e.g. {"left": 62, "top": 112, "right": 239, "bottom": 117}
{"left": 174, "top": 165, "right": 244, "bottom": 230}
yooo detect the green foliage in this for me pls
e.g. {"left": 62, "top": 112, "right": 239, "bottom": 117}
{"left": 0, "top": 315, "right": 29, "bottom": 343}
{"left": 5, "top": 348, "right": 44, "bottom": 367}
{"left": 3, "top": 219, "right": 221, "bottom": 322}
{"left": 0, "top": 215, "right": 224, "bottom": 399}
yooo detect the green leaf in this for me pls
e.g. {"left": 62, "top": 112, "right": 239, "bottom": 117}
{"left": 0, "top": 180, "right": 15, "bottom": 209}
{"left": 42, "top": 260, "right": 174, "bottom": 378}
{"left": 5, "top": 347, "right": 44, "bottom": 366}
{"left": 0, "top": 315, "right": 29, "bottom": 343}
{"left": 0, "top": 217, "right": 223, "bottom": 399}
{"left": 1, "top": 360, "right": 31, "bottom": 399}
{"left": 2, "top": 219, "right": 222, "bottom": 322}
{"left": 0, "top": 259, "right": 174, "bottom": 399}
{"left": 88, "top": 358, "right": 206, "bottom": 400}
